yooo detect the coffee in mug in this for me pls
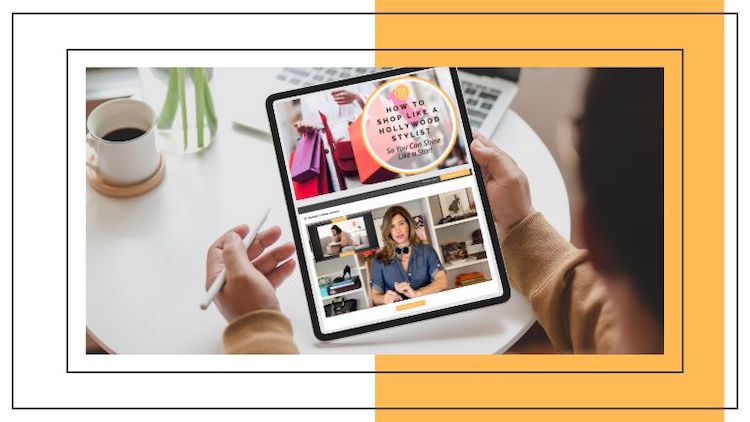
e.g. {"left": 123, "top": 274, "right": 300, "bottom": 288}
{"left": 102, "top": 127, "right": 147, "bottom": 142}
{"left": 86, "top": 99, "right": 161, "bottom": 186}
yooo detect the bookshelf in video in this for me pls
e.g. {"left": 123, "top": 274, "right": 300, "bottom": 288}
{"left": 273, "top": 68, "right": 505, "bottom": 333}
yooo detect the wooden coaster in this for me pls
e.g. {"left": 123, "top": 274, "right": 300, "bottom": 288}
{"left": 87, "top": 155, "right": 166, "bottom": 198}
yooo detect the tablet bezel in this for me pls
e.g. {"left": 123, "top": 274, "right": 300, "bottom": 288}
{"left": 266, "top": 67, "right": 511, "bottom": 341}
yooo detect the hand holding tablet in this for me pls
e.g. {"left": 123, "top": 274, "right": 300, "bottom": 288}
{"left": 469, "top": 132, "right": 536, "bottom": 240}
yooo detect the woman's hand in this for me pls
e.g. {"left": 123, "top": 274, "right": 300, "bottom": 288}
{"left": 470, "top": 131, "right": 535, "bottom": 240}
{"left": 382, "top": 290, "right": 403, "bottom": 304}
{"left": 293, "top": 120, "right": 317, "bottom": 135}
{"left": 206, "top": 225, "right": 297, "bottom": 323}
{"left": 394, "top": 282, "right": 419, "bottom": 299}
{"left": 331, "top": 90, "right": 364, "bottom": 107}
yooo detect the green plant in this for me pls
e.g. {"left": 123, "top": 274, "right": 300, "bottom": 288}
{"left": 156, "top": 68, "right": 217, "bottom": 151}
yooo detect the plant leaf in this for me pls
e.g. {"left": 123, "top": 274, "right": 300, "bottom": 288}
{"left": 192, "top": 68, "right": 206, "bottom": 149}
{"left": 157, "top": 68, "right": 179, "bottom": 129}
{"left": 177, "top": 68, "right": 188, "bottom": 151}
{"left": 203, "top": 71, "right": 218, "bottom": 135}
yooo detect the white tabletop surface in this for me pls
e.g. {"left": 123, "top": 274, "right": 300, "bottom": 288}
{"left": 86, "top": 69, "right": 570, "bottom": 354}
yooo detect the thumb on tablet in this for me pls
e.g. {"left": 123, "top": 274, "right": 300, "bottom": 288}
{"left": 470, "top": 132, "right": 535, "bottom": 240}
{"left": 470, "top": 132, "right": 518, "bottom": 179}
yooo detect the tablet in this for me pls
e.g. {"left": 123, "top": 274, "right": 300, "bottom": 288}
{"left": 267, "top": 67, "right": 511, "bottom": 341}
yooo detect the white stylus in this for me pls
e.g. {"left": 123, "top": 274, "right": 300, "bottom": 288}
{"left": 200, "top": 207, "right": 271, "bottom": 310}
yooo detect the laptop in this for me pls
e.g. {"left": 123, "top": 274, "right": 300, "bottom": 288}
{"left": 231, "top": 67, "right": 520, "bottom": 137}
{"left": 455, "top": 68, "right": 521, "bottom": 136}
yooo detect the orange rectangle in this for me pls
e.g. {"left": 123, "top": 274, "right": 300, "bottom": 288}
{"left": 396, "top": 300, "right": 426, "bottom": 311}
{"left": 439, "top": 168, "right": 471, "bottom": 181}
{"left": 374, "top": 0, "right": 726, "bottom": 415}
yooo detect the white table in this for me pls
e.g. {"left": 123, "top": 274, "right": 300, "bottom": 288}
{"left": 86, "top": 69, "right": 570, "bottom": 354}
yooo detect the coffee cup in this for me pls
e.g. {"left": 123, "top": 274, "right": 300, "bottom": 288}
{"left": 86, "top": 98, "right": 161, "bottom": 186}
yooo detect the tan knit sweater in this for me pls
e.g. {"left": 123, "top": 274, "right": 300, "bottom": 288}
{"left": 501, "top": 212, "right": 617, "bottom": 353}
{"left": 223, "top": 310, "right": 298, "bottom": 354}
{"left": 223, "top": 212, "right": 616, "bottom": 354}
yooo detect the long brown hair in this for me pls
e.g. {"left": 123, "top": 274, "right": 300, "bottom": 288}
{"left": 376, "top": 206, "right": 420, "bottom": 263}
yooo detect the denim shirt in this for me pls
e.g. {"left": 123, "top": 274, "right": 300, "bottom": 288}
{"left": 370, "top": 243, "right": 443, "bottom": 296}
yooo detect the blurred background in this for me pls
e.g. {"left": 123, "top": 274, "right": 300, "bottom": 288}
{"left": 500, "top": 68, "right": 591, "bottom": 353}
{"left": 510, "top": 68, "right": 590, "bottom": 249}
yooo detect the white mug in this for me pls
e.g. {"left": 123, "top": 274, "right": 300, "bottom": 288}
{"left": 86, "top": 98, "right": 161, "bottom": 186}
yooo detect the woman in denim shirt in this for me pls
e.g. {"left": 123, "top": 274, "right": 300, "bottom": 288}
{"left": 370, "top": 206, "right": 449, "bottom": 305}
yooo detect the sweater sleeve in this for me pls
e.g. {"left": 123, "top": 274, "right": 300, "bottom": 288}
{"left": 223, "top": 310, "right": 300, "bottom": 354}
{"left": 501, "top": 212, "right": 618, "bottom": 353}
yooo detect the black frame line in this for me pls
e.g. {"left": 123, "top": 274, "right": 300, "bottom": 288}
{"left": 681, "top": 44, "right": 685, "bottom": 373}
{"left": 736, "top": 12, "right": 740, "bottom": 411}
{"left": 68, "top": 48, "right": 682, "bottom": 51}
{"left": 4, "top": 406, "right": 743, "bottom": 411}
{"left": 63, "top": 47, "right": 685, "bottom": 374}
{"left": 9, "top": 11, "right": 741, "bottom": 16}
{"left": 11, "top": 10, "right": 14, "bottom": 411}
{"left": 8, "top": 10, "right": 738, "bottom": 411}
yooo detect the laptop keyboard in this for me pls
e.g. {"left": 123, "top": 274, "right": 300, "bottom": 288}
{"left": 460, "top": 80, "right": 502, "bottom": 130}
{"left": 276, "top": 68, "right": 502, "bottom": 130}
{"left": 276, "top": 67, "right": 380, "bottom": 87}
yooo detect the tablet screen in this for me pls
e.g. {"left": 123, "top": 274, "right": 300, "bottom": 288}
{"left": 268, "top": 67, "right": 510, "bottom": 339}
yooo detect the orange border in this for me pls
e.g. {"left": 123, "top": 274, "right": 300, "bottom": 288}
{"left": 373, "top": 0, "right": 725, "bottom": 416}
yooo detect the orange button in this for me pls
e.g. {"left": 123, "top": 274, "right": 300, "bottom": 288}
{"left": 439, "top": 168, "right": 471, "bottom": 181}
{"left": 396, "top": 300, "right": 426, "bottom": 311}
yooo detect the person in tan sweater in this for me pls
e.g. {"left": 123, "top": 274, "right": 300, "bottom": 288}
{"left": 472, "top": 68, "right": 664, "bottom": 353}
{"left": 211, "top": 68, "right": 664, "bottom": 354}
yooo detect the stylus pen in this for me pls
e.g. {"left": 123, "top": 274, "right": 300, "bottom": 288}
{"left": 199, "top": 207, "right": 272, "bottom": 310}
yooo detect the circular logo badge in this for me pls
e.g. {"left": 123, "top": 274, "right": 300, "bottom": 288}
{"left": 392, "top": 84, "right": 411, "bottom": 101}
{"left": 360, "top": 76, "right": 459, "bottom": 175}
